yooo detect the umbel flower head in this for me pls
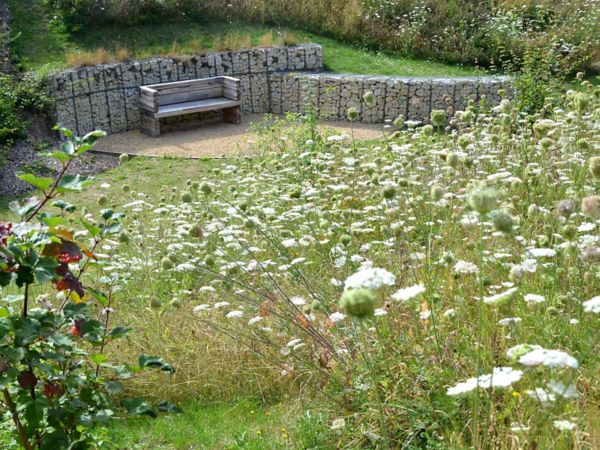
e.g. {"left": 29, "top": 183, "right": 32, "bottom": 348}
{"left": 430, "top": 109, "right": 446, "bottom": 128}
{"left": 588, "top": 157, "right": 600, "bottom": 179}
{"left": 347, "top": 107, "right": 358, "bottom": 122}
{"left": 467, "top": 185, "right": 498, "bottom": 215}
{"left": 363, "top": 90, "right": 375, "bottom": 108}
{"left": 339, "top": 288, "right": 376, "bottom": 319}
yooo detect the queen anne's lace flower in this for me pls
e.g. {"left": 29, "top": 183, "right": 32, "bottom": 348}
{"left": 518, "top": 348, "right": 578, "bottom": 369}
{"left": 391, "top": 284, "right": 425, "bottom": 302}
{"left": 583, "top": 296, "right": 600, "bottom": 313}
{"left": 447, "top": 367, "right": 523, "bottom": 395}
{"left": 344, "top": 267, "right": 396, "bottom": 290}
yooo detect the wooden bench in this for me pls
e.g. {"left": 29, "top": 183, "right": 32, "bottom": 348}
{"left": 138, "top": 76, "right": 241, "bottom": 137}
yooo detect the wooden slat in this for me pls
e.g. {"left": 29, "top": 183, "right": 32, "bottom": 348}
{"left": 138, "top": 97, "right": 157, "bottom": 112}
{"left": 157, "top": 87, "right": 224, "bottom": 105}
{"left": 155, "top": 97, "right": 241, "bottom": 118}
{"left": 144, "top": 77, "right": 227, "bottom": 91}
{"left": 223, "top": 86, "right": 239, "bottom": 101}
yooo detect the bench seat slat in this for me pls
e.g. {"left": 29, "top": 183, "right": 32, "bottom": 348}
{"left": 155, "top": 97, "right": 241, "bottom": 118}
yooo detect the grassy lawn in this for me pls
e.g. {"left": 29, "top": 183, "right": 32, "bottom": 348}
{"left": 8, "top": 0, "right": 480, "bottom": 77}
{"left": 107, "top": 399, "right": 322, "bottom": 449}
{"left": 0, "top": 156, "right": 223, "bottom": 220}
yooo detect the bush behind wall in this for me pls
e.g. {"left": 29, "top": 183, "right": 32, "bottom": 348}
{"left": 46, "top": 0, "right": 600, "bottom": 72}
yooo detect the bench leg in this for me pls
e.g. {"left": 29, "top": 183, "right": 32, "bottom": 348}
{"left": 140, "top": 110, "right": 161, "bottom": 137}
{"left": 223, "top": 106, "right": 242, "bottom": 125}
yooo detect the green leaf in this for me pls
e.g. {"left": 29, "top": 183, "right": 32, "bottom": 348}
{"left": 42, "top": 216, "right": 66, "bottom": 228}
{"left": 9, "top": 197, "right": 40, "bottom": 217}
{"left": 63, "top": 302, "right": 88, "bottom": 319}
{"left": 92, "top": 409, "right": 114, "bottom": 424}
{"left": 81, "top": 320, "right": 103, "bottom": 344}
{"left": 157, "top": 401, "right": 183, "bottom": 414}
{"left": 81, "top": 219, "right": 101, "bottom": 238}
{"left": 17, "top": 173, "right": 54, "bottom": 191}
{"left": 121, "top": 397, "right": 157, "bottom": 418}
{"left": 0, "top": 272, "right": 11, "bottom": 287}
{"left": 138, "top": 354, "right": 164, "bottom": 369}
{"left": 34, "top": 256, "right": 57, "bottom": 284}
{"left": 40, "top": 431, "right": 70, "bottom": 450}
{"left": 104, "top": 380, "right": 124, "bottom": 395}
{"left": 24, "top": 398, "right": 50, "bottom": 428}
{"left": 82, "top": 130, "right": 107, "bottom": 144}
{"left": 48, "top": 332, "right": 73, "bottom": 347}
{"left": 0, "top": 307, "right": 9, "bottom": 318}
{"left": 109, "top": 327, "right": 131, "bottom": 340}
{"left": 89, "top": 288, "right": 109, "bottom": 307}
{"left": 56, "top": 174, "right": 93, "bottom": 193}
{"left": 2, "top": 347, "right": 26, "bottom": 363}
{"left": 15, "top": 266, "right": 34, "bottom": 287}
{"left": 90, "top": 354, "right": 108, "bottom": 365}
{"left": 42, "top": 151, "right": 72, "bottom": 163}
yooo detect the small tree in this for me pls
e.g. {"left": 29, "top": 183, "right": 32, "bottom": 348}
{"left": 0, "top": 126, "right": 175, "bottom": 449}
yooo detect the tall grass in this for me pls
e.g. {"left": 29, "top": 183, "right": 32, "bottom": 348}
{"left": 47, "top": 0, "right": 600, "bottom": 71}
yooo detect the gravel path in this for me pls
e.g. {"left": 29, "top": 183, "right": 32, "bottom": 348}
{"left": 95, "top": 113, "right": 386, "bottom": 158}
{"left": 1, "top": 113, "right": 384, "bottom": 199}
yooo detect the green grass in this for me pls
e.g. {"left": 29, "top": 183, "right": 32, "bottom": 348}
{"left": 0, "top": 156, "right": 224, "bottom": 220}
{"left": 107, "top": 399, "right": 305, "bottom": 449}
{"left": 8, "top": 0, "right": 480, "bottom": 77}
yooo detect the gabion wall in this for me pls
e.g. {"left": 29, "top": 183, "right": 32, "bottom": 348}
{"left": 268, "top": 72, "right": 512, "bottom": 124}
{"left": 46, "top": 44, "right": 511, "bottom": 135}
{"left": 47, "top": 45, "right": 324, "bottom": 135}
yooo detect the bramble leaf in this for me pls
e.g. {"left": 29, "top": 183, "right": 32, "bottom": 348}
{"left": 17, "top": 173, "right": 54, "bottom": 191}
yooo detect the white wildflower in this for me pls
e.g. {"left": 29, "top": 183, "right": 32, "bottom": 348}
{"left": 391, "top": 284, "right": 426, "bottom": 302}
{"left": 344, "top": 267, "right": 396, "bottom": 290}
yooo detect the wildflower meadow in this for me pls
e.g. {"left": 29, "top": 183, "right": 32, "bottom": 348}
{"left": 3, "top": 79, "right": 599, "bottom": 448}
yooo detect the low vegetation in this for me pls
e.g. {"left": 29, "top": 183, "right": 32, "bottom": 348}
{"left": 2, "top": 79, "right": 600, "bottom": 447}
{"left": 8, "top": 0, "right": 480, "bottom": 78}
{"left": 46, "top": 0, "right": 600, "bottom": 73}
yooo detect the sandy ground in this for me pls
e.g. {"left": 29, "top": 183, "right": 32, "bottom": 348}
{"left": 94, "top": 113, "right": 385, "bottom": 158}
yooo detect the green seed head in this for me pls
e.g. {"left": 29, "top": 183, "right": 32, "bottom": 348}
{"left": 430, "top": 184, "right": 444, "bottom": 201}
{"left": 339, "top": 288, "right": 376, "bottom": 319}
{"left": 588, "top": 157, "right": 600, "bottom": 179}
{"left": 430, "top": 109, "right": 446, "bottom": 128}
{"left": 340, "top": 234, "right": 352, "bottom": 246}
{"left": 446, "top": 152, "right": 459, "bottom": 169}
{"left": 562, "top": 224, "right": 577, "bottom": 241}
{"left": 363, "top": 90, "right": 375, "bottom": 108}
{"left": 200, "top": 182, "right": 213, "bottom": 195}
{"left": 467, "top": 185, "right": 498, "bottom": 215}
{"left": 97, "top": 195, "right": 108, "bottom": 207}
{"left": 150, "top": 298, "right": 162, "bottom": 309}
{"left": 189, "top": 223, "right": 203, "bottom": 238}
{"left": 382, "top": 185, "right": 397, "bottom": 200}
{"left": 180, "top": 191, "right": 193, "bottom": 203}
{"left": 161, "top": 257, "right": 174, "bottom": 270}
{"left": 491, "top": 210, "right": 514, "bottom": 233}
{"left": 347, "top": 107, "right": 359, "bottom": 122}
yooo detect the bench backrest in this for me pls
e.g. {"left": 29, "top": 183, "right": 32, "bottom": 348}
{"left": 139, "top": 76, "right": 240, "bottom": 112}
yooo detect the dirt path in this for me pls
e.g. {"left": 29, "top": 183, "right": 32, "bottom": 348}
{"left": 95, "top": 113, "right": 386, "bottom": 159}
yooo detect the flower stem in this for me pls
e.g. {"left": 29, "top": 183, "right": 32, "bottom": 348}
{"left": 357, "top": 319, "right": 391, "bottom": 446}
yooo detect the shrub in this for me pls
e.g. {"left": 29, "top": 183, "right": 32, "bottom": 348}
{"left": 0, "top": 76, "right": 26, "bottom": 147}
{"left": 0, "top": 74, "right": 53, "bottom": 148}
{"left": 0, "top": 127, "right": 177, "bottom": 449}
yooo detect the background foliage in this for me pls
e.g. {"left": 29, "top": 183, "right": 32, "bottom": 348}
{"left": 45, "top": 0, "right": 600, "bottom": 72}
